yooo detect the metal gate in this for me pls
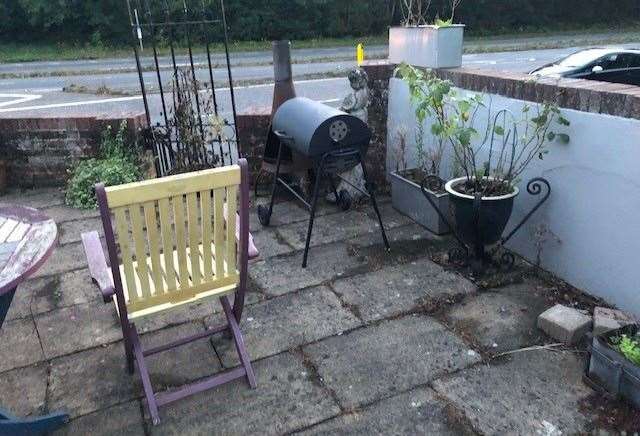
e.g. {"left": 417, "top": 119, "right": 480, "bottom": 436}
{"left": 126, "top": 0, "right": 240, "bottom": 176}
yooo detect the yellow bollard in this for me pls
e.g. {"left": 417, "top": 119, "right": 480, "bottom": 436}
{"left": 356, "top": 43, "right": 364, "bottom": 66}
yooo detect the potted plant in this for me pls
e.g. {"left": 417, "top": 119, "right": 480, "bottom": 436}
{"left": 588, "top": 325, "right": 640, "bottom": 408}
{"left": 390, "top": 64, "right": 451, "bottom": 235}
{"left": 389, "top": 0, "right": 465, "bottom": 68}
{"left": 397, "top": 64, "right": 570, "bottom": 249}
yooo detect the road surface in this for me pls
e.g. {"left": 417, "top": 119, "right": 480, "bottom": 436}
{"left": 0, "top": 43, "right": 636, "bottom": 122}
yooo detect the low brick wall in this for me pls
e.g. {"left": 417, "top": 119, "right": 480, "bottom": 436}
{"left": 0, "top": 112, "right": 146, "bottom": 188}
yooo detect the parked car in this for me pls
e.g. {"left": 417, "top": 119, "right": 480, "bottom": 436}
{"left": 530, "top": 48, "right": 640, "bottom": 86}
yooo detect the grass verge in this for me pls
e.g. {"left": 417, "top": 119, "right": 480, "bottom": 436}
{"left": 1, "top": 24, "right": 639, "bottom": 64}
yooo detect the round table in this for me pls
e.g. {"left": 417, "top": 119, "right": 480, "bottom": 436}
{"left": 0, "top": 205, "right": 68, "bottom": 434}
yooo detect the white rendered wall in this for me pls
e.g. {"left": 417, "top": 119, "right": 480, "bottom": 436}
{"left": 387, "top": 77, "right": 640, "bottom": 317}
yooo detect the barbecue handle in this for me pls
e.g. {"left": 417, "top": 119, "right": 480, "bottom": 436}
{"left": 273, "top": 130, "right": 293, "bottom": 142}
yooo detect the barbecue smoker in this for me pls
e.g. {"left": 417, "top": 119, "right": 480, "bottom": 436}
{"left": 257, "top": 97, "right": 390, "bottom": 267}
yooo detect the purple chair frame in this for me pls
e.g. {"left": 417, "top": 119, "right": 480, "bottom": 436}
{"left": 81, "top": 159, "right": 256, "bottom": 425}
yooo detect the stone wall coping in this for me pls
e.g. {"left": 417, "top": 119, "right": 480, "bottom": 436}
{"left": 360, "top": 60, "right": 640, "bottom": 120}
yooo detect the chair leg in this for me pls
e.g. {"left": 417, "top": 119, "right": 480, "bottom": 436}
{"left": 220, "top": 296, "right": 257, "bottom": 389}
{"left": 129, "top": 324, "right": 161, "bottom": 425}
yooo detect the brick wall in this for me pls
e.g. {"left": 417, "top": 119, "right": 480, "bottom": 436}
{"left": 0, "top": 112, "right": 146, "bottom": 188}
{"left": 236, "top": 108, "right": 271, "bottom": 184}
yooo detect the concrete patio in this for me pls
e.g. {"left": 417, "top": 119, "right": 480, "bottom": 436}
{"left": 0, "top": 187, "right": 623, "bottom": 434}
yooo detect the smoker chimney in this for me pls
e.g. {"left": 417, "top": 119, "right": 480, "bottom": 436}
{"left": 271, "top": 40, "right": 296, "bottom": 115}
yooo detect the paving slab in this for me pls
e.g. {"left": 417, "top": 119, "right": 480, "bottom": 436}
{"left": 0, "top": 363, "right": 48, "bottom": 417}
{"left": 35, "top": 302, "right": 122, "bottom": 358}
{"left": 147, "top": 352, "right": 341, "bottom": 435}
{"left": 0, "top": 188, "right": 65, "bottom": 209}
{"left": 58, "top": 216, "right": 103, "bottom": 245}
{"left": 249, "top": 199, "right": 319, "bottom": 231}
{"left": 332, "top": 256, "right": 476, "bottom": 322}
{"left": 444, "top": 282, "right": 552, "bottom": 353}
{"left": 364, "top": 200, "right": 414, "bottom": 230}
{"left": 278, "top": 210, "right": 381, "bottom": 250}
{"left": 538, "top": 304, "right": 592, "bottom": 345}
{"left": 40, "top": 204, "right": 101, "bottom": 224}
{"left": 18, "top": 269, "right": 98, "bottom": 316}
{"left": 251, "top": 227, "right": 296, "bottom": 259}
{"left": 48, "top": 341, "right": 137, "bottom": 418}
{"left": 53, "top": 401, "right": 145, "bottom": 436}
{"left": 137, "top": 322, "right": 222, "bottom": 392}
{"left": 432, "top": 350, "right": 594, "bottom": 435}
{"left": 133, "top": 290, "right": 264, "bottom": 334}
{"left": 304, "top": 314, "right": 481, "bottom": 409}
{"left": 300, "top": 387, "right": 459, "bottom": 435}
{"left": 249, "top": 242, "right": 369, "bottom": 296}
{"left": 0, "top": 318, "right": 45, "bottom": 372}
{"left": 33, "top": 241, "right": 90, "bottom": 278}
{"left": 209, "top": 286, "right": 361, "bottom": 367}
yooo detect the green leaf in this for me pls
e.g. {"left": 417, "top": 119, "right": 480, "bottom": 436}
{"left": 494, "top": 125, "right": 505, "bottom": 136}
{"left": 556, "top": 133, "right": 570, "bottom": 144}
{"left": 531, "top": 114, "right": 548, "bottom": 126}
{"left": 558, "top": 116, "right": 571, "bottom": 126}
{"left": 547, "top": 131, "right": 556, "bottom": 141}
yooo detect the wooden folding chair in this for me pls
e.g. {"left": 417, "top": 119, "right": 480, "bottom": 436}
{"left": 81, "top": 159, "right": 256, "bottom": 425}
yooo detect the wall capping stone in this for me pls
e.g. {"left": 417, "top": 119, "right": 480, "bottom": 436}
{"left": 361, "top": 60, "right": 640, "bottom": 120}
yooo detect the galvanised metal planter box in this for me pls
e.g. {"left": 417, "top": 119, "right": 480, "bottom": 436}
{"left": 389, "top": 25, "right": 465, "bottom": 69}
{"left": 390, "top": 170, "right": 450, "bottom": 235}
{"left": 588, "top": 325, "right": 640, "bottom": 409}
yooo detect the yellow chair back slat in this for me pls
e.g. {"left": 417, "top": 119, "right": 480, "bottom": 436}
{"left": 105, "top": 165, "right": 241, "bottom": 316}
{"left": 213, "top": 187, "right": 225, "bottom": 278}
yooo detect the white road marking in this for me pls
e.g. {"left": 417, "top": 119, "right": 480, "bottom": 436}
{"left": 0, "top": 77, "right": 345, "bottom": 113}
{"left": 0, "top": 93, "right": 42, "bottom": 108}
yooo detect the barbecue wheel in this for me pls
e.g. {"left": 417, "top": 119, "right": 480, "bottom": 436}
{"left": 337, "top": 189, "right": 351, "bottom": 211}
{"left": 257, "top": 205, "right": 271, "bottom": 226}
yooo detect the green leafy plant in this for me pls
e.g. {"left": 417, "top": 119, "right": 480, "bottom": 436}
{"left": 611, "top": 334, "right": 640, "bottom": 366}
{"left": 65, "top": 121, "right": 142, "bottom": 209}
{"left": 396, "top": 63, "right": 571, "bottom": 196}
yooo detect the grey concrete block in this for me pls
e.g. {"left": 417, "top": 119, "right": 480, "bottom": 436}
{"left": 537, "top": 304, "right": 592, "bottom": 345}
{"left": 593, "top": 306, "right": 634, "bottom": 336}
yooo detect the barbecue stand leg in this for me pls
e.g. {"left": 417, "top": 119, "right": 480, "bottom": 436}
{"left": 360, "top": 156, "right": 390, "bottom": 250}
{"left": 302, "top": 160, "right": 325, "bottom": 268}
{"left": 257, "top": 142, "right": 284, "bottom": 226}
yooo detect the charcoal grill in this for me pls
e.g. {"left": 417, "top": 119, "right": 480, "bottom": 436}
{"left": 257, "top": 97, "right": 389, "bottom": 267}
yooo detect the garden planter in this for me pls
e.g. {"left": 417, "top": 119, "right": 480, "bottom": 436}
{"left": 391, "top": 170, "right": 450, "bottom": 235}
{"left": 389, "top": 25, "right": 464, "bottom": 69}
{"left": 445, "top": 177, "right": 519, "bottom": 246}
{"left": 588, "top": 325, "right": 640, "bottom": 409}
{"left": 0, "top": 160, "right": 7, "bottom": 194}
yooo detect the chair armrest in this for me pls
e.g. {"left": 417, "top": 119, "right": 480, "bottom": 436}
{"left": 81, "top": 231, "right": 115, "bottom": 303}
{"left": 223, "top": 205, "right": 259, "bottom": 260}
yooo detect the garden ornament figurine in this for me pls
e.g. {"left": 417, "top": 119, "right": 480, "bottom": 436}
{"left": 330, "top": 68, "right": 369, "bottom": 202}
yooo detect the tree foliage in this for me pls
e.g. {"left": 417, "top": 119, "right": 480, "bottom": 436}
{"left": 1, "top": 0, "right": 638, "bottom": 45}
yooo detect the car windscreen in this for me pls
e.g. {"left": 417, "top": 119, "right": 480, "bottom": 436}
{"left": 555, "top": 50, "right": 611, "bottom": 67}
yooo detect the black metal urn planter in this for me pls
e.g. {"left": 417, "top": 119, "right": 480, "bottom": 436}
{"left": 421, "top": 176, "right": 551, "bottom": 274}
{"left": 586, "top": 325, "right": 640, "bottom": 409}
